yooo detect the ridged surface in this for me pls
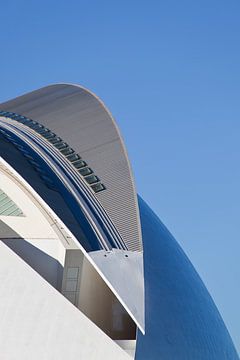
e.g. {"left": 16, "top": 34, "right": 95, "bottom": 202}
{"left": 0, "top": 188, "right": 23, "bottom": 216}
{"left": 0, "top": 84, "right": 142, "bottom": 252}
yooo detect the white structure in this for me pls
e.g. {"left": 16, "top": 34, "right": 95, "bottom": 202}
{"left": 0, "top": 160, "right": 135, "bottom": 359}
{"left": 0, "top": 85, "right": 238, "bottom": 360}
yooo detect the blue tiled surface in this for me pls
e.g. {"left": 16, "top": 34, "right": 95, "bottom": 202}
{"left": 136, "top": 196, "right": 239, "bottom": 360}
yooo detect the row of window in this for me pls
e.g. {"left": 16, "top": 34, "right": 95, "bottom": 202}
{"left": 0, "top": 111, "right": 106, "bottom": 193}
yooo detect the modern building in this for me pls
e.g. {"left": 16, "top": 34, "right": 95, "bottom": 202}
{"left": 0, "top": 84, "right": 238, "bottom": 359}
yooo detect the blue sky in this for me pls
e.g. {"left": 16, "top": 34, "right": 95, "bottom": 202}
{"left": 1, "top": 0, "right": 239, "bottom": 352}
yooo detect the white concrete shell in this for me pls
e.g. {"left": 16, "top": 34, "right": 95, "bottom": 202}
{"left": 0, "top": 84, "right": 145, "bottom": 334}
{"left": 0, "top": 158, "right": 136, "bottom": 359}
{"left": 0, "top": 241, "right": 131, "bottom": 360}
{"left": 0, "top": 84, "right": 237, "bottom": 360}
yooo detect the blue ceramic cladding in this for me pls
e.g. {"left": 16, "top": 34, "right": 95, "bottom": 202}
{"left": 135, "top": 196, "right": 239, "bottom": 360}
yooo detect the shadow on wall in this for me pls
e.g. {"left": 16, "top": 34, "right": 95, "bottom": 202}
{"left": 0, "top": 220, "right": 63, "bottom": 291}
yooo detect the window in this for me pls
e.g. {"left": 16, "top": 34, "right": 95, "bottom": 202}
{"left": 45, "top": 133, "right": 56, "bottom": 141}
{"left": 78, "top": 167, "right": 93, "bottom": 176}
{"left": 65, "top": 280, "right": 78, "bottom": 292}
{"left": 28, "top": 122, "right": 42, "bottom": 130}
{"left": 18, "top": 118, "right": 31, "bottom": 124}
{"left": 66, "top": 153, "right": 81, "bottom": 162}
{"left": 36, "top": 127, "right": 50, "bottom": 135}
{"left": 0, "top": 110, "right": 106, "bottom": 193}
{"left": 85, "top": 175, "right": 99, "bottom": 184}
{"left": 48, "top": 136, "right": 61, "bottom": 144}
{"left": 54, "top": 141, "right": 68, "bottom": 150}
{"left": 73, "top": 160, "right": 86, "bottom": 169}
{"left": 60, "top": 147, "right": 74, "bottom": 156}
{"left": 91, "top": 183, "right": 106, "bottom": 192}
{"left": 27, "top": 120, "right": 37, "bottom": 127}
{"left": 42, "top": 131, "right": 55, "bottom": 139}
{"left": 12, "top": 115, "right": 23, "bottom": 121}
{"left": 67, "top": 267, "right": 79, "bottom": 279}
{"left": 36, "top": 124, "right": 44, "bottom": 129}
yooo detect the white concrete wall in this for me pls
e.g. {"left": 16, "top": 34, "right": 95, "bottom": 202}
{"left": 0, "top": 167, "right": 66, "bottom": 289}
{"left": 0, "top": 242, "right": 130, "bottom": 360}
{"left": 77, "top": 255, "right": 136, "bottom": 340}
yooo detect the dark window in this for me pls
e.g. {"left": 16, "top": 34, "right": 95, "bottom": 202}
{"left": 36, "top": 127, "right": 50, "bottom": 135}
{"left": 28, "top": 121, "right": 41, "bottom": 130}
{"left": 54, "top": 141, "right": 68, "bottom": 150}
{"left": 0, "top": 110, "right": 106, "bottom": 192}
{"left": 91, "top": 183, "right": 106, "bottom": 192}
{"left": 60, "top": 147, "right": 74, "bottom": 156}
{"left": 36, "top": 124, "right": 44, "bottom": 129}
{"left": 17, "top": 118, "right": 30, "bottom": 124}
{"left": 67, "top": 153, "right": 81, "bottom": 162}
{"left": 12, "top": 115, "right": 22, "bottom": 121}
{"left": 49, "top": 136, "right": 61, "bottom": 144}
{"left": 22, "top": 117, "right": 31, "bottom": 122}
{"left": 28, "top": 120, "right": 37, "bottom": 126}
{"left": 43, "top": 131, "right": 55, "bottom": 139}
{"left": 85, "top": 175, "right": 99, "bottom": 184}
{"left": 73, "top": 160, "right": 86, "bottom": 169}
{"left": 78, "top": 167, "right": 93, "bottom": 176}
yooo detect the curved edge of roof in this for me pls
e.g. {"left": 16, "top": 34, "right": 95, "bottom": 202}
{"left": 0, "top": 83, "right": 142, "bottom": 252}
{"left": 60, "top": 81, "right": 141, "bottom": 227}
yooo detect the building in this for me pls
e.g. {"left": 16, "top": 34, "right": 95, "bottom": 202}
{"left": 0, "top": 84, "right": 238, "bottom": 359}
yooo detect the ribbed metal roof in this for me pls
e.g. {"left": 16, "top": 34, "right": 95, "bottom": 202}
{"left": 0, "top": 189, "right": 24, "bottom": 216}
{"left": 0, "top": 84, "right": 142, "bottom": 251}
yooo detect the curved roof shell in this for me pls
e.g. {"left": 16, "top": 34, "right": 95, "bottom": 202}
{"left": 0, "top": 84, "right": 142, "bottom": 252}
{"left": 135, "top": 196, "right": 239, "bottom": 359}
{"left": 1, "top": 84, "right": 238, "bottom": 358}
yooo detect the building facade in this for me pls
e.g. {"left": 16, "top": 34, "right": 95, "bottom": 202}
{"left": 0, "top": 84, "right": 238, "bottom": 359}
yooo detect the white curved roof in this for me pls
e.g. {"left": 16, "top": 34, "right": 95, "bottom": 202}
{"left": 0, "top": 84, "right": 142, "bottom": 252}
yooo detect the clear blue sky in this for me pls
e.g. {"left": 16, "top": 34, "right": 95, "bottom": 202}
{"left": 1, "top": 0, "right": 239, "bottom": 352}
